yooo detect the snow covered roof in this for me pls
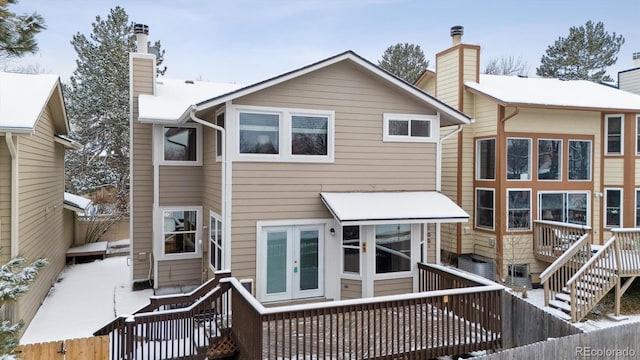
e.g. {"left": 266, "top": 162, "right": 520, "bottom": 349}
{"left": 320, "top": 191, "right": 469, "bottom": 225}
{"left": 0, "top": 72, "right": 67, "bottom": 132}
{"left": 138, "top": 79, "right": 242, "bottom": 123}
{"left": 466, "top": 74, "right": 640, "bottom": 111}
{"left": 64, "top": 192, "right": 93, "bottom": 213}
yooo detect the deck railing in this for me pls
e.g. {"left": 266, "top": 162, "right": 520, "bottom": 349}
{"left": 612, "top": 228, "right": 640, "bottom": 277}
{"left": 540, "top": 233, "right": 591, "bottom": 307}
{"left": 94, "top": 273, "right": 232, "bottom": 360}
{"left": 566, "top": 236, "right": 618, "bottom": 322}
{"left": 231, "top": 263, "right": 502, "bottom": 359}
{"left": 534, "top": 220, "right": 591, "bottom": 263}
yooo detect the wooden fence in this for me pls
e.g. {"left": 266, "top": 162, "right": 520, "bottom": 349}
{"left": 17, "top": 336, "right": 109, "bottom": 360}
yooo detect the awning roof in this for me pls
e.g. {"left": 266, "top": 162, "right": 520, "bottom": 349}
{"left": 320, "top": 191, "right": 469, "bottom": 225}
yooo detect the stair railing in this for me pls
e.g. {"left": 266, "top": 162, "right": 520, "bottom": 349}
{"left": 540, "top": 233, "right": 591, "bottom": 307}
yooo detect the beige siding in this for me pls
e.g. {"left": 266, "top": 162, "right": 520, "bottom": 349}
{"left": 604, "top": 159, "right": 625, "bottom": 185}
{"left": 440, "top": 126, "right": 459, "bottom": 253}
{"left": 202, "top": 123, "right": 223, "bottom": 216}
{"left": 472, "top": 97, "right": 497, "bottom": 136}
{"left": 473, "top": 232, "right": 496, "bottom": 260}
{"left": 462, "top": 48, "right": 477, "bottom": 114}
{"left": 619, "top": 69, "right": 640, "bottom": 95}
{"left": 15, "top": 105, "right": 70, "bottom": 330}
{"left": 502, "top": 234, "right": 538, "bottom": 274}
{"left": 340, "top": 279, "right": 362, "bottom": 300}
{"left": 422, "top": 77, "right": 436, "bottom": 95}
{"left": 156, "top": 258, "right": 202, "bottom": 288}
{"left": 504, "top": 108, "right": 599, "bottom": 134}
{"left": 436, "top": 50, "right": 459, "bottom": 108}
{"left": 158, "top": 166, "right": 204, "bottom": 206}
{"left": 374, "top": 277, "right": 412, "bottom": 297}
{"left": 131, "top": 55, "right": 155, "bottom": 281}
{"left": 0, "top": 139, "right": 9, "bottom": 259}
{"left": 636, "top": 159, "right": 640, "bottom": 183}
{"left": 459, "top": 126, "right": 474, "bottom": 254}
{"left": 230, "top": 61, "right": 440, "bottom": 281}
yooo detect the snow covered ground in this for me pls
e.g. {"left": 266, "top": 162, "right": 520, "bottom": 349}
{"left": 20, "top": 255, "right": 153, "bottom": 344}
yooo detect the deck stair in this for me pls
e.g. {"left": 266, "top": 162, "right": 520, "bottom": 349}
{"left": 540, "top": 227, "right": 640, "bottom": 323}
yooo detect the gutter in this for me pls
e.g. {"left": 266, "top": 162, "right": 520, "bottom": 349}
{"left": 189, "top": 106, "right": 231, "bottom": 273}
{"left": 5, "top": 133, "right": 18, "bottom": 258}
{"left": 435, "top": 122, "right": 467, "bottom": 265}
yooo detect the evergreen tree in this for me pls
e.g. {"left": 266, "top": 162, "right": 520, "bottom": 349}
{"left": 536, "top": 21, "right": 624, "bottom": 82}
{"left": 378, "top": 43, "right": 429, "bottom": 83}
{"left": 0, "top": 0, "right": 45, "bottom": 57}
{"left": 64, "top": 7, "right": 165, "bottom": 213}
{"left": 0, "top": 257, "right": 47, "bottom": 359}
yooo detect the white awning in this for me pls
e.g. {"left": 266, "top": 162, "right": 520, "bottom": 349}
{"left": 320, "top": 191, "right": 469, "bottom": 225}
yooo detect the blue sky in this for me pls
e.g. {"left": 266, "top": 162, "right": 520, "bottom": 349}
{"left": 9, "top": 0, "right": 640, "bottom": 84}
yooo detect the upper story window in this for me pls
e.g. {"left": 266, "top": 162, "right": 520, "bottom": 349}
{"left": 383, "top": 114, "right": 438, "bottom": 142}
{"left": 234, "top": 105, "right": 334, "bottom": 162}
{"left": 507, "top": 138, "right": 531, "bottom": 180}
{"left": 158, "top": 124, "right": 203, "bottom": 165}
{"left": 568, "top": 140, "right": 591, "bottom": 180}
{"left": 216, "top": 112, "right": 225, "bottom": 160}
{"left": 476, "top": 138, "right": 495, "bottom": 180}
{"left": 537, "top": 139, "right": 561, "bottom": 180}
{"left": 605, "top": 114, "right": 623, "bottom": 155}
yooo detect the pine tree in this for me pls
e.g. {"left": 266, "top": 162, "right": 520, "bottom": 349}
{"left": 64, "top": 7, "right": 166, "bottom": 213}
{"left": 536, "top": 21, "right": 624, "bottom": 82}
{"left": 0, "top": 0, "right": 45, "bottom": 58}
{"left": 0, "top": 257, "right": 47, "bottom": 359}
{"left": 378, "top": 43, "right": 429, "bottom": 83}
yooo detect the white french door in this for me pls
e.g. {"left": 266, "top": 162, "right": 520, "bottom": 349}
{"left": 261, "top": 225, "right": 324, "bottom": 302}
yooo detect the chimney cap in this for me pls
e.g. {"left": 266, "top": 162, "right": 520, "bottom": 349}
{"left": 451, "top": 26, "right": 464, "bottom": 37}
{"left": 633, "top": 52, "right": 640, "bottom": 60}
{"left": 134, "top": 23, "right": 149, "bottom": 35}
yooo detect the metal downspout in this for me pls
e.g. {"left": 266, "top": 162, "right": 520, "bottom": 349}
{"left": 5, "top": 133, "right": 18, "bottom": 258}
{"left": 436, "top": 123, "right": 465, "bottom": 265}
{"left": 189, "top": 107, "right": 228, "bottom": 277}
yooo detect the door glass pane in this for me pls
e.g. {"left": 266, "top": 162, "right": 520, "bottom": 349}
{"left": 375, "top": 224, "right": 411, "bottom": 273}
{"left": 266, "top": 231, "right": 287, "bottom": 294}
{"left": 299, "top": 230, "right": 319, "bottom": 291}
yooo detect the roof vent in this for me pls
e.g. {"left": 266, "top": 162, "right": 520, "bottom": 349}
{"left": 634, "top": 52, "right": 640, "bottom": 67}
{"left": 185, "top": 80, "right": 194, "bottom": 84}
{"left": 451, "top": 26, "right": 464, "bottom": 45}
{"left": 133, "top": 23, "right": 149, "bottom": 53}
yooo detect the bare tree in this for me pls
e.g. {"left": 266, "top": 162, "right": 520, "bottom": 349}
{"left": 484, "top": 55, "right": 529, "bottom": 76}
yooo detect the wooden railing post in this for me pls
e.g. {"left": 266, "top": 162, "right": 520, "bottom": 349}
{"left": 124, "top": 315, "right": 135, "bottom": 360}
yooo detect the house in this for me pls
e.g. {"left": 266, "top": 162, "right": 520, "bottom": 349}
{"left": 0, "top": 72, "right": 80, "bottom": 330}
{"left": 415, "top": 26, "right": 640, "bottom": 321}
{"left": 128, "top": 24, "right": 474, "bottom": 304}
{"left": 618, "top": 52, "right": 640, "bottom": 94}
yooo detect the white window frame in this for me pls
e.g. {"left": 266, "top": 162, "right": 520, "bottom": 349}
{"left": 155, "top": 124, "right": 203, "bottom": 166}
{"left": 215, "top": 109, "right": 225, "bottom": 162}
{"left": 476, "top": 138, "right": 496, "bottom": 180}
{"left": 341, "top": 225, "right": 361, "bottom": 278}
{"left": 209, "top": 211, "right": 225, "bottom": 271}
{"left": 506, "top": 188, "right": 532, "bottom": 231}
{"left": 604, "top": 188, "right": 623, "bottom": 228}
{"left": 636, "top": 115, "right": 640, "bottom": 155}
{"left": 506, "top": 137, "right": 532, "bottom": 181}
{"left": 232, "top": 105, "right": 335, "bottom": 163}
{"left": 537, "top": 138, "right": 562, "bottom": 181}
{"left": 568, "top": 139, "right": 592, "bottom": 181}
{"left": 382, "top": 113, "right": 439, "bottom": 143}
{"left": 475, "top": 188, "right": 495, "bottom": 231}
{"left": 538, "top": 191, "right": 590, "bottom": 226}
{"left": 605, "top": 114, "right": 624, "bottom": 156}
{"left": 156, "top": 206, "right": 202, "bottom": 260}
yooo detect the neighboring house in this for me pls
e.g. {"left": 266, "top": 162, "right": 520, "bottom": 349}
{"left": 618, "top": 52, "right": 640, "bottom": 95}
{"left": 415, "top": 27, "right": 640, "bottom": 285}
{"left": 129, "top": 28, "right": 472, "bottom": 303}
{"left": 0, "top": 72, "right": 80, "bottom": 330}
{"left": 63, "top": 192, "right": 93, "bottom": 245}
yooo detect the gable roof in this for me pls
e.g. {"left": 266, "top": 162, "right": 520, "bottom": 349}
{"left": 466, "top": 74, "right": 640, "bottom": 112}
{"left": 0, "top": 72, "right": 69, "bottom": 134}
{"left": 188, "top": 51, "right": 471, "bottom": 127}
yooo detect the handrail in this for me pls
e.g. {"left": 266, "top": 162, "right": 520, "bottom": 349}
{"left": 612, "top": 228, "right": 640, "bottom": 233}
{"left": 540, "top": 233, "right": 590, "bottom": 283}
{"left": 533, "top": 220, "right": 592, "bottom": 231}
{"left": 566, "top": 236, "right": 616, "bottom": 286}
{"left": 135, "top": 271, "right": 231, "bottom": 313}
{"left": 418, "top": 262, "right": 500, "bottom": 287}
